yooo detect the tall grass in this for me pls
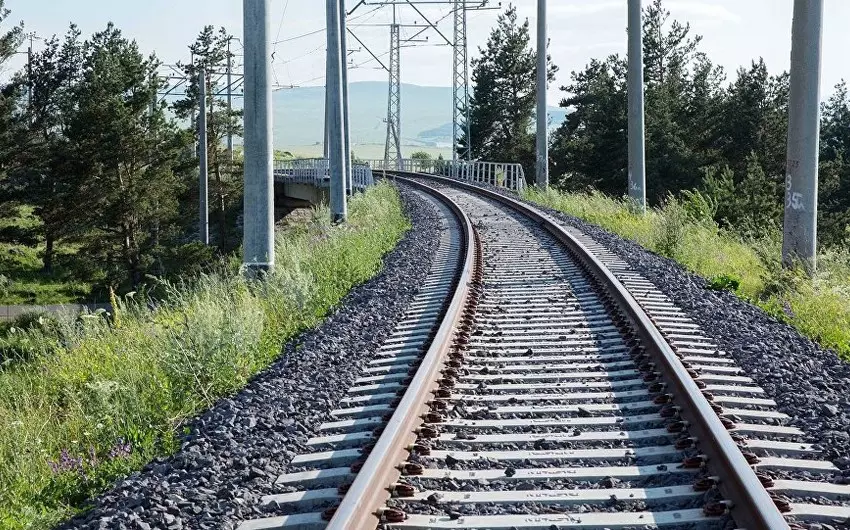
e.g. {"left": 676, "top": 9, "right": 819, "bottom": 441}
{"left": 523, "top": 187, "right": 850, "bottom": 359}
{"left": 0, "top": 182, "right": 409, "bottom": 529}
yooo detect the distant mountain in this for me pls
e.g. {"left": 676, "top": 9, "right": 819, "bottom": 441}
{"left": 273, "top": 81, "right": 567, "bottom": 150}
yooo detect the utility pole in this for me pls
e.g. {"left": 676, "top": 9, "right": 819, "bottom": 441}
{"left": 227, "top": 37, "right": 234, "bottom": 162}
{"left": 783, "top": 0, "right": 823, "bottom": 273}
{"left": 535, "top": 0, "right": 548, "bottom": 188}
{"left": 453, "top": 0, "right": 470, "bottom": 162}
{"left": 327, "top": 0, "right": 348, "bottom": 222}
{"left": 340, "top": 0, "right": 353, "bottom": 195}
{"left": 243, "top": 0, "right": 275, "bottom": 273}
{"left": 384, "top": 5, "right": 402, "bottom": 170}
{"left": 198, "top": 67, "right": 210, "bottom": 245}
{"left": 627, "top": 0, "right": 646, "bottom": 212}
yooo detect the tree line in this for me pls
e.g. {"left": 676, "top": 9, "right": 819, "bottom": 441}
{"left": 463, "top": 0, "right": 850, "bottom": 249}
{"left": 0, "top": 1, "right": 243, "bottom": 295}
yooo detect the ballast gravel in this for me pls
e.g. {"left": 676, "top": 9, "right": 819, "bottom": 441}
{"left": 438, "top": 177, "right": 850, "bottom": 479}
{"left": 56, "top": 185, "right": 446, "bottom": 530}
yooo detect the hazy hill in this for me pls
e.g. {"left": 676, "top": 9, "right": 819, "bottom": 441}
{"left": 273, "top": 81, "right": 566, "bottom": 151}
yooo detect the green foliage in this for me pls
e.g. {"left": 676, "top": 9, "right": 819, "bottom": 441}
{"left": 523, "top": 186, "right": 850, "bottom": 360}
{"left": 0, "top": 182, "right": 409, "bottom": 529}
{"left": 0, "top": 312, "right": 64, "bottom": 366}
{"left": 410, "top": 151, "right": 432, "bottom": 160}
{"left": 461, "top": 4, "right": 557, "bottom": 176}
{"left": 652, "top": 196, "right": 687, "bottom": 259}
{"left": 0, "top": 22, "right": 198, "bottom": 296}
{"left": 274, "top": 149, "right": 295, "bottom": 161}
{"left": 0, "top": 0, "right": 23, "bottom": 70}
{"left": 546, "top": 0, "right": 830, "bottom": 245}
{"left": 708, "top": 274, "right": 741, "bottom": 292}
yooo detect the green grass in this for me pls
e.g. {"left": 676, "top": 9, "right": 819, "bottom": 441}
{"left": 523, "top": 187, "right": 850, "bottom": 360}
{"left": 0, "top": 206, "right": 94, "bottom": 306}
{"left": 0, "top": 182, "right": 410, "bottom": 529}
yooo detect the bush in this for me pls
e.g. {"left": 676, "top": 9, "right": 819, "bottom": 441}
{"left": 652, "top": 196, "right": 687, "bottom": 259}
{"left": 708, "top": 274, "right": 741, "bottom": 292}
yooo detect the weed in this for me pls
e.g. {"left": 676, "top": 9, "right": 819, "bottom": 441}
{"left": 708, "top": 274, "right": 741, "bottom": 292}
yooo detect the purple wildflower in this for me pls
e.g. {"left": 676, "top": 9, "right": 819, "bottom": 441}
{"left": 107, "top": 438, "right": 132, "bottom": 460}
{"left": 48, "top": 448, "right": 85, "bottom": 475}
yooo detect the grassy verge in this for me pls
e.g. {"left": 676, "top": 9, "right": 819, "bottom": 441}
{"left": 0, "top": 182, "right": 409, "bottom": 529}
{"left": 523, "top": 187, "right": 850, "bottom": 360}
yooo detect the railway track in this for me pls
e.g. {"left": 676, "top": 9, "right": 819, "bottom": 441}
{"left": 239, "top": 175, "right": 850, "bottom": 530}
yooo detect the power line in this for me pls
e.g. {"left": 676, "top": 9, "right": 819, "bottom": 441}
{"left": 272, "top": 5, "right": 385, "bottom": 45}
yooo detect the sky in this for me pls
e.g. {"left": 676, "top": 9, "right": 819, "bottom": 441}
{"left": 3, "top": 0, "right": 850, "bottom": 103}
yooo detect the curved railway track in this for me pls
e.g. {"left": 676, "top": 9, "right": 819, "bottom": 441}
{"left": 239, "top": 174, "right": 850, "bottom": 530}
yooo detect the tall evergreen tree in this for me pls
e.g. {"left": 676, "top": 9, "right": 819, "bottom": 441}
{"left": 550, "top": 56, "right": 627, "bottom": 194}
{"left": 0, "top": 0, "right": 23, "bottom": 174}
{"left": 550, "top": 0, "right": 720, "bottom": 201}
{"left": 460, "top": 4, "right": 557, "bottom": 177}
{"left": 818, "top": 82, "right": 850, "bottom": 247}
{"left": 68, "top": 24, "right": 189, "bottom": 287}
{"left": 2, "top": 28, "right": 83, "bottom": 272}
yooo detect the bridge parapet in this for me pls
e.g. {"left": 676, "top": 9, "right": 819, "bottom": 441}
{"left": 365, "top": 158, "right": 526, "bottom": 192}
{"left": 273, "top": 158, "right": 375, "bottom": 191}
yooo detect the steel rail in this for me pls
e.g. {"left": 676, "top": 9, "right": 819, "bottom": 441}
{"left": 384, "top": 171, "right": 790, "bottom": 530}
{"left": 325, "top": 177, "right": 479, "bottom": 529}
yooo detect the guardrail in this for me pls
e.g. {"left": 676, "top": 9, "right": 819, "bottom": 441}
{"left": 273, "top": 158, "right": 375, "bottom": 190}
{"left": 365, "top": 158, "right": 527, "bottom": 192}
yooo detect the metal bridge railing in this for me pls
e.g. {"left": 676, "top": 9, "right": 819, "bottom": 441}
{"left": 273, "top": 159, "right": 375, "bottom": 190}
{"left": 365, "top": 158, "right": 526, "bottom": 192}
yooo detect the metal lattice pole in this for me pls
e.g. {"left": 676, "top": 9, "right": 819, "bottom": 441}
{"left": 452, "top": 1, "right": 470, "bottom": 163}
{"left": 783, "top": 0, "right": 823, "bottom": 273}
{"left": 384, "top": 6, "right": 402, "bottom": 170}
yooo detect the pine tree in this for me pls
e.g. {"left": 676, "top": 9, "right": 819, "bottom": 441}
{"left": 550, "top": 56, "right": 628, "bottom": 194}
{"left": 2, "top": 28, "right": 84, "bottom": 273}
{"left": 460, "top": 4, "right": 557, "bottom": 178}
{"left": 550, "top": 0, "right": 719, "bottom": 201}
{"left": 68, "top": 24, "right": 189, "bottom": 287}
{"left": 0, "top": 0, "right": 23, "bottom": 174}
{"left": 818, "top": 82, "right": 850, "bottom": 247}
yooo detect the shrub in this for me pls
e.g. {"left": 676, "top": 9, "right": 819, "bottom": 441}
{"left": 652, "top": 196, "right": 687, "bottom": 259}
{"left": 708, "top": 274, "right": 741, "bottom": 292}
